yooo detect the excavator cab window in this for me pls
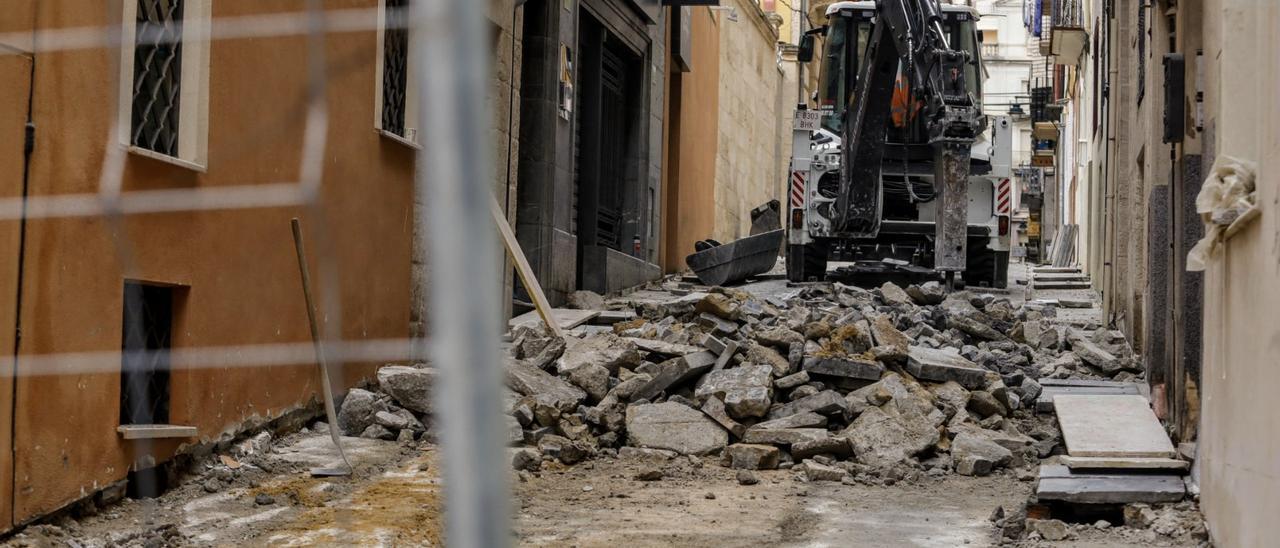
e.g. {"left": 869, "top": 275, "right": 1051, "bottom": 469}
{"left": 817, "top": 12, "right": 871, "bottom": 134}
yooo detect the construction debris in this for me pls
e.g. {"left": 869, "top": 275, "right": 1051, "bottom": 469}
{"left": 404, "top": 277, "right": 1141, "bottom": 482}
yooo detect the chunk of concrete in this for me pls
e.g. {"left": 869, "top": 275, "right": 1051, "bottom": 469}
{"left": 791, "top": 436, "right": 852, "bottom": 460}
{"left": 506, "top": 361, "right": 587, "bottom": 411}
{"left": 803, "top": 355, "right": 884, "bottom": 381}
{"left": 338, "top": 388, "right": 386, "bottom": 435}
{"left": 952, "top": 432, "right": 1013, "bottom": 470}
{"left": 625, "top": 402, "right": 728, "bottom": 456}
{"left": 695, "top": 364, "right": 774, "bottom": 419}
{"left": 376, "top": 365, "right": 436, "bottom": 414}
{"left": 556, "top": 334, "right": 642, "bottom": 375}
{"left": 767, "top": 390, "right": 848, "bottom": 419}
{"left": 723, "top": 444, "right": 780, "bottom": 470}
{"left": 700, "top": 396, "right": 747, "bottom": 439}
{"left": 747, "top": 412, "right": 828, "bottom": 431}
{"left": 841, "top": 405, "right": 939, "bottom": 467}
{"left": 868, "top": 315, "right": 912, "bottom": 359}
{"left": 565, "top": 363, "right": 611, "bottom": 402}
{"left": 630, "top": 352, "right": 717, "bottom": 402}
{"left": 741, "top": 428, "right": 830, "bottom": 447}
{"left": 905, "top": 346, "right": 988, "bottom": 389}
{"left": 798, "top": 460, "right": 846, "bottom": 482}
{"left": 879, "top": 282, "right": 913, "bottom": 306}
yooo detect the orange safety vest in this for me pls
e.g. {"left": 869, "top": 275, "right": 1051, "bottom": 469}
{"left": 891, "top": 72, "right": 923, "bottom": 128}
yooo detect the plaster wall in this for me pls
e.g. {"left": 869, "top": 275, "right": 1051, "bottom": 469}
{"left": 2, "top": 0, "right": 414, "bottom": 525}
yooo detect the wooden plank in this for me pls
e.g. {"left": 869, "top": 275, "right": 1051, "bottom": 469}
{"left": 508, "top": 308, "right": 599, "bottom": 330}
{"left": 1036, "top": 464, "right": 1186, "bottom": 504}
{"left": 491, "top": 195, "right": 565, "bottom": 338}
{"left": 117, "top": 424, "right": 198, "bottom": 440}
{"left": 1055, "top": 395, "right": 1177, "bottom": 458}
{"left": 1062, "top": 456, "right": 1189, "bottom": 472}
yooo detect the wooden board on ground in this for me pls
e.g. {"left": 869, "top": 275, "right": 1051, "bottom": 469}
{"left": 1034, "top": 266, "right": 1081, "bottom": 273}
{"left": 1036, "top": 464, "right": 1186, "bottom": 504}
{"left": 1055, "top": 395, "right": 1177, "bottom": 458}
{"left": 1061, "top": 456, "right": 1189, "bottom": 472}
{"left": 508, "top": 308, "right": 599, "bottom": 331}
{"left": 1036, "top": 382, "right": 1143, "bottom": 412}
{"left": 491, "top": 195, "right": 565, "bottom": 338}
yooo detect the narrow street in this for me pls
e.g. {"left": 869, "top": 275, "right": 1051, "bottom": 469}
{"left": 0, "top": 0, "right": 1273, "bottom": 545}
{"left": 5, "top": 261, "right": 1206, "bottom": 547}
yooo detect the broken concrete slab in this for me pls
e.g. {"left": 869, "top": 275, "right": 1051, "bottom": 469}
{"left": 841, "top": 405, "right": 939, "bottom": 468}
{"left": 766, "top": 390, "right": 847, "bottom": 419}
{"left": 337, "top": 388, "right": 387, "bottom": 435}
{"left": 951, "top": 432, "right": 1013, "bottom": 470}
{"left": 747, "top": 412, "right": 827, "bottom": 431}
{"left": 625, "top": 338, "right": 702, "bottom": 357}
{"left": 694, "top": 364, "right": 773, "bottom": 419}
{"left": 375, "top": 365, "right": 436, "bottom": 414}
{"left": 797, "top": 460, "right": 846, "bottom": 482}
{"left": 556, "top": 334, "right": 643, "bottom": 375}
{"left": 868, "top": 315, "right": 911, "bottom": 359}
{"left": 741, "top": 428, "right": 829, "bottom": 447}
{"left": 905, "top": 346, "right": 988, "bottom": 389}
{"left": 742, "top": 343, "right": 790, "bottom": 377}
{"left": 802, "top": 355, "right": 884, "bottom": 381}
{"left": 906, "top": 281, "right": 946, "bottom": 305}
{"left": 630, "top": 352, "right": 717, "bottom": 402}
{"left": 791, "top": 436, "right": 852, "bottom": 460}
{"left": 711, "top": 340, "right": 741, "bottom": 372}
{"left": 699, "top": 396, "right": 747, "bottom": 439}
{"left": 1055, "top": 395, "right": 1177, "bottom": 458}
{"left": 625, "top": 402, "right": 728, "bottom": 456}
{"left": 1036, "top": 464, "right": 1186, "bottom": 504}
{"left": 507, "top": 361, "right": 587, "bottom": 411}
{"left": 509, "top": 308, "right": 600, "bottom": 331}
{"left": 878, "top": 282, "right": 913, "bottom": 306}
{"left": 722, "top": 444, "right": 780, "bottom": 470}
{"left": 774, "top": 370, "right": 810, "bottom": 390}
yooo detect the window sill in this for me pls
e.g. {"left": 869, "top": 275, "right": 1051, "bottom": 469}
{"left": 127, "top": 145, "right": 207, "bottom": 173}
{"left": 118, "top": 424, "right": 198, "bottom": 440}
{"left": 377, "top": 128, "right": 423, "bottom": 151}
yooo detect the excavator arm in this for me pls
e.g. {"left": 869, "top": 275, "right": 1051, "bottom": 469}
{"left": 836, "top": 0, "right": 983, "bottom": 276}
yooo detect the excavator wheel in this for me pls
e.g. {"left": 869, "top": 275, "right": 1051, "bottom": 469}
{"left": 786, "top": 243, "right": 828, "bottom": 283}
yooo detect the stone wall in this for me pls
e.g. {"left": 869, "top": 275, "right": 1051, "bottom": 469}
{"left": 712, "top": 0, "right": 784, "bottom": 243}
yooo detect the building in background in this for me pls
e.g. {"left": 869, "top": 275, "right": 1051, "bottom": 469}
{"left": 662, "top": 2, "right": 794, "bottom": 271}
{"left": 514, "top": 0, "right": 668, "bottom": 301}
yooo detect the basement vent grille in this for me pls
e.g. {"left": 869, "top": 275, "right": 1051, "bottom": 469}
{"left": 130, "top": 0, "right": 184, "bottom": 157}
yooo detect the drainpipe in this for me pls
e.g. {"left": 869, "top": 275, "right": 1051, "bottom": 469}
{"left": 9, "top": 50, "right": 35, "bottom": 528}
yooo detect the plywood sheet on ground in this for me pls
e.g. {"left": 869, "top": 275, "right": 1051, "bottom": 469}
{"left": 509, "top": 308, "right": 600, "bottom": 330}
{"left": 1055, "top": 395, "right": 1176, "bottom": 458}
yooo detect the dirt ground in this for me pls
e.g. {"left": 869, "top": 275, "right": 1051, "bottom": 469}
{"left": 1, "top": 429, "right": 1196, "bottom": 547}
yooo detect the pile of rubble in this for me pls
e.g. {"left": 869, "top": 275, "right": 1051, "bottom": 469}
{"left": 340, "top": 279, "right": 1141, "bottom": 483}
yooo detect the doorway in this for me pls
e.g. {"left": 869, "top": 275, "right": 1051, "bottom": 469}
{"left": 573, "top": 9, "right": 645, "bottom": 291}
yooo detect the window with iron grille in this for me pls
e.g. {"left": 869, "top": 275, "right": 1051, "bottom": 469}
{"left": 130, "top": 0, "right": 185, "bottom": 157}
{"left": 381, "top": 0, "right": 410, "bottom": 138}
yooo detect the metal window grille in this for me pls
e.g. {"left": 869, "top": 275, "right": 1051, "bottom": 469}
{"left": 382, "top": 0, "right": 409, "bottom": 137}
{"left": 131, "top": 0, "right": 184, "bottom": 157}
